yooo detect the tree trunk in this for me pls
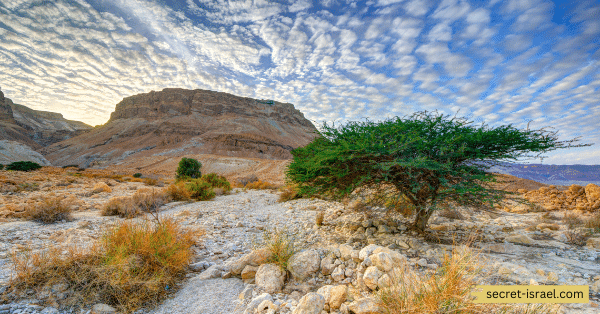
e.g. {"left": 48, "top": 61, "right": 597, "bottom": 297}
{"left": 412, "top": 206, "right": 433, "bottom": 232}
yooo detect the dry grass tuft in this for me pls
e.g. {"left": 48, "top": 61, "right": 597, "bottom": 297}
{"left": 563, "top": 212, "right": 584, "bottom": 229}
{"left": 102, "top": 188, "right": 171, "bottom": 218}
{"left": 7, "top": 218, "right": 198, "bottom": 313}
{"left": 564, "top": 230, "right": 591, "bottom": 246}
{"left": 91, "top": 182, "right": 112, "bottom": 194}
{"left": 245, "top": 179, "right": 277, "bottom": 190}
{"left": 166, "top": 182, "right": 192, "bottom": 201}
{"left": 102, "top": 197, "right": 136, "bottom": 218}
{"left": 143, "top": 178, "right": 159, "bottom": 186}
{"left": 378, "top": 246, "right": 560, "bottom": 314}
{"left": 278, "top": 184, "right": 300, "bottom": 202}
{"left": 584, "top": 212, "right": 600, "bottom": 233}
{"left": 256, "top": 227, "right": 298, "bottom": 270}
{"left": 22, "top": 196, "right": 75, "bottom": 223}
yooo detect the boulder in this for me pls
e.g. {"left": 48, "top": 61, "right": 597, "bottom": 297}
{"left": 288, "top": 249, "right": 321, "bottom": 281}
{"left": 244, "top": 293, "right": 273, "bottom": 314}
{"left": 241, "top": 265, "right": 258, "bottom": 280}
{"left": 348, "top": 297, "right": 381, "bottom": 314}
{"left": 505, "top": 234, "right": 534, "bottom": 245}
{"left": 359, "top": 244, "right": 381, "bottom": 261}
{"left": 255, "top": 264, "right": 286, "bottom": 294}
{"left": 292, "top": 293, "right": 325, "bottom": 314}
{"left": 329, "top": 285, "right": 348, "bottom": 310}
{"left": 363, "top": 266, "right": 383, "bottom": 290}
{"left": 370, "top": 252, "right": 394, "bottom": 272}
{"left": 227, "top": 247, "right": 270, "bottom": 275}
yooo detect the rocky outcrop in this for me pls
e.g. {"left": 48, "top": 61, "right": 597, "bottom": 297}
{"left": 0, "top": 140, "right": 51, "bottom": 166}
{"left": 518, "top": 184, "right": 600, "bottom": 211}
{"left": 43, "top": 88, "right": 318, "bottom": 167}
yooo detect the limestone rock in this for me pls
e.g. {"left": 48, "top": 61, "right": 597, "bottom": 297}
{"left": 91, "top": 304, "right": 117, "bottom": 314}
{"left": 316, "top": 285, "right": 333, "bottom": 304}
{"left": 586, "top": 237, "right": 600, "bottom": 250}
{"left": 348, "top": 297, "right": 381, "bottom": 314}
{"left": 255, "top": 264, "right": 286, "bottom": 294}
{"left": 329, "top": 285, "right": 348, "bottom": 310}
{"left": 292, "top": 292, "right": 325, "bottom": 314}
{"left": 359, "top": 244, "right": 381, "bottom": 261}
{"left": 227, "top": 248, "right": 270, "bottom": 275}
{"left": 241, "top": 265, "right": 258, "bottom": 280}
{"left": 245, "top": 293, "right": 273, "bottom": 314}
{"left": 288, "top": 249, "right": 321, "bottom": 281}
{"left": 370, "top": 252, "right": 394, "bottom": 272}
{"left": 363, "top": 266, "right": 383, "bottom": 290}
{"left": 331, "top": 265, "right": 345, "bottom": 282}
{"left": 505, "top": 234, "right": 534, "bottom": 245}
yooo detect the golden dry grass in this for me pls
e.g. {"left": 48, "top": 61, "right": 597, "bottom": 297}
{"left": 102, "top": 188, "right": 171, "bottom": 218}
{"left": 277, "top": 184, "right": 300, "bottom": 202}
{"left": 585, "top": 212, "right": 600, "bottom": 233}
{"left": 91, "top": 182, "right": 112, "bottom": 194}
{"left": 21, "top": 196, "right": 75, "bottom": 223}
{"left": 256, "top": 227, "right": 298, "bottom": 270}
{"left": 8, "top": 218, "right": 199, "bottom": 313}
{"left": 378, "top": 246, "right": 560, "bottom": 314}
{"left": 563, "top": 212, "right": 584, "bottom": 229}
{"left": 245, "top": 179, "right": 278, "bottom": 190}
{"left": 166, "top": 182, "right": 192, "bottom": 201}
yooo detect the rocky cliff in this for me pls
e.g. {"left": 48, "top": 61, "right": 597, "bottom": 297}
{"left": 0, "top": 88, "right": 92, "bottom": 149}
{"left": 43, "top": 88, "right": 318, "bottom": 167}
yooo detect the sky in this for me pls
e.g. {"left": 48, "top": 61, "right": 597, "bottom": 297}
{"left": 0, "top": 0, "right": 599, "bottom": 165}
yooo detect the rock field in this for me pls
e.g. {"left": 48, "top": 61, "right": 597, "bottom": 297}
{"left": 0, "top": 169, "right": 599, "bottom": 314}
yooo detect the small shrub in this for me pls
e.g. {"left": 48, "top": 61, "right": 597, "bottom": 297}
{"left": 91, "top": 182, "right": 112, "bottom": 194}
{"left": 143, "top": 178, "right": 158, "bottom": 186}
{"left": 438, "top": 207, "right": 465, "bottom": 220}
{"left": 8, "top": 218, "right": 198, "bottom": 313}
{"left": 102, "top": 197, "right": 136, "bottom": 218}
{"left": 22, "top": 196, "right": 74, "bottom": 223}
{"left": 585, "top": 212, "right": 600, "bottom": 233}
{"left": 245, "top": 179, "right": 276, "bottom": 190}
{"left": 102, "top": 189, "right": 170, "bottom": 218}
{"left": 133, "top": 173, "right": 142, "bottom": 178}
{"left": 200, "top": 173, "right": 231, "bottom": 191}
{"left": 185, "top": 179, "right": 215, "bottom": 201}
{"left": 167, "top": 182, "right": 192, "bottom": 201}
{"left": 176, "top": 158, "right": 201, "bottom": 180}
{"left": 6, "top": 161, "right": 42, "bottom": 172}
{"left": 62, "top": 164, "right": 79, "bottom": 169}
{"left": 257, "top": 227, "right": 298, "bottom": 270}
{"left": 278, "top": 184, "right": 300, "bottom": 202}
{"left": 236, "top": 174, "right": 258, "bottom": 187}
{"left": 0, "top": 164, "right": 4, "bottom": 170}
{"left": 315, "top": 211, "right": 324, "bottom": 226}
{"left": 563, "top": 212, "right": 584, "bottom": 229}
{"left": 564, "top": 229, "right": 591, "bottom": 246}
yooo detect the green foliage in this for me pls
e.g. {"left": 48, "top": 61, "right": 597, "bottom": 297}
{"left": 133, "top": 173, "right": 142, "bottom": 178}
{"left": 0, "top": 164, "right": 4, "bottom": 170}
{"left": 185, "top": 179, "right": 215, "bottom": 201}
{"left": 176, "top": 158, "right": 202, "bottom": 180}
{"left": 6, "top": 161, "right": 42, "bottom": 172}
{"left": 286, "top": 111, "right": 591, "bottom": 231}
{"left": 200, "top": 173, "right": 231, "bottom": 191}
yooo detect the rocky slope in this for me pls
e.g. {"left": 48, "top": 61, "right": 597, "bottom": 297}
{"left": 0, "top": 88, "right": 92, "bottom": 154}
{"left": 43, "top": 88, "right": 318, "bottom": 168}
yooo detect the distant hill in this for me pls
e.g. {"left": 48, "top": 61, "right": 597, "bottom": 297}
{"left": 490, "top": 163, "right": 600, "bottom": 186}
{"left": 42, "top": 88, "right": 318, "bottom": 168}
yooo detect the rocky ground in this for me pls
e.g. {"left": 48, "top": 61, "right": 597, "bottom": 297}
{"left": 0, "top": 168, "right": 599, "bottom": 314}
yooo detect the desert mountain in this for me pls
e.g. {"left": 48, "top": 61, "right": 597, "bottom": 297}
{"left": 43, "top": 88, "right": 318, "bottom": 168}
{"left": 0, "top": 88, "right": 92, "bottom": 149}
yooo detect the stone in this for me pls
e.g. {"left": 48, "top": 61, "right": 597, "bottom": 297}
{"left": 347, "top": 297, "right": 381, "bottom": 314}
{"left": 329, "top": 285, "right": 348, "bottom": 310}
{"left": 257, "top": 300, "right": 278, "bottom": 313}
{"left": 292, "top": 292, "right": 325, "bottom": 314}
{"left": 416, "top": 258, "right": 428, "bottom": 267}
{"left": 316, "top": 285, "right": 333, "bottom": 304}
{"left": 227, "top": 248, "right": 271, "bottom": 275}
{"left": 255, "top": 264, "right": 286, "bottom": 294}
{"left": 338, "top": 245, "right": 353, "bottom": 260}
{"left": 591, "top": 280, "right": 600, "bottom": 293}
{"left": 239, "top": 285, "right": 255, "bottom": 300}
{"left": 370, "top": 252, "right": 394, "bottom": 272}
{"left": 241, "top": 265, "right": 259, "bottom": 280}
{"left": 321, "top": 256, "right": 335, "bottom": 275}
{"left": 359, "top": 244, "right": 381, "bottom": 261}
{"left": 505, "top": 234, "right": 534, "bottom": 245}
{"left": 547, "top": 272, "right": 559, "bottom": 282}
{"left": 331, "top": 266, "right": 345, "bottom": 282}
{"left": 245, "top": 293, "right": 273, "bottom": 314}
{"left": 363, "top": 266, "right": 383, "bottom": 290}
{"left": 377, "top": 274, "right": 391, "bottom": 288}
{"left": 586, "top": 237, "right": 600, "bottom": 250}
{"left": 91, "top": 304, "right": 117, "bottom": 314}
{"left": 536, "top": 223, "right": 560, "bottom": 231}
{"left": 288, "top": 249, "right": 321, "bottom": 281}
{"left": 197, "top": 265, "right": 223, "bottom": 280}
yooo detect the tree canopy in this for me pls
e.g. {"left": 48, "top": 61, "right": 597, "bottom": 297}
{"left": 285, "top": 111, "right": 591, "bottom": 231}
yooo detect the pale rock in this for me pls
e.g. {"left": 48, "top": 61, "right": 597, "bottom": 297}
{"left": 591, "top": 280, "right": 600, "bottom": 293}
{"left": 241, "top": 265, "right": 258, "bottom": 281}
{"left": 547, "top": 272, "right": 559, "bottom": 282}
{"left": 331, "top": 266, "right": 345, "bottom": 282}
{"left": 416, "top": 258, "right": 428, "bottom": 267}
{"left": 197, "top": 265, "right": 223, "bottom": 280}
{"left": 363, "top": 266, "right": 383, "bottom": 290}
{"left": 377, "top": 274, "right": 391, "bottom": 288}
{"left": 321, "top": 256, "right": 335, "bottom": 275}
{"left": 239, "top": 285, "right": 254, "bottom": 300}
{"left": 91, "top": 304, "right": 116, "bottom": 314}
{"left": 288, "top": 249, "right": 321, "bottom": 281}
{"left": 227, "top": 247, "right": 270, "bottom": 275}
{"left": 371, "top": 247, "right": 407, "bottom": 265}
{"left": 257, "top": 300, "right": 278, "bottom": 314}
{"left": 347, "top": 297, "right": 381, "bottom": 314}
{"left": 505, "top": 234, "right": 534, "bottom": 245}
{"left": 245, "top": 293, "right": 273, "bottom": 314}
{"left": 359, "top": 244, "right": 381, "bottom": 261}
{"left": 292, "top": 293, "right": 325, "bottom": 314}
{"left": 370, "top": 252, "right": 394, "bottom": 272}
{"left": 536, "top": 269, "right": 545, "bottom": 276}
{"left": 316, "top": 285, "right": 333, "bottom": 304}
{"left": 338, "top": 245, "right": 353, "bottom": 260}
{"left": 329, "top": 285, "right": 348, "bottom": 310}
{"left": 586, "top": 237, "right": 600, "bottom": 250}
{"left": 255, "top": 264, "right": 286, "bottom": 294}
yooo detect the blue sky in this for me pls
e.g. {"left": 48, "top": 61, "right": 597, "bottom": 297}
{"left": 0, "top": 0, "right": 599, "bottom": 164}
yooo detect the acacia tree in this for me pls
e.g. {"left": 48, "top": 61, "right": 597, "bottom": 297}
{"left": 285, "top": 111, "right": 591, "bottom": 232}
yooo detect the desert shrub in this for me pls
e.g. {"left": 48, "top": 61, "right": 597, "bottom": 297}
{"left": 278, "top": 184, "right": 300, "bottom": 202}
{"left": 176, "top": 158, "right": 201, "bottom": 180}
{"left": 6, "top": 161, "right": 42, "bottom": 172}
{"left": 16, "top": 182, "right": 40, "bottom": 192}
{"left": 22, "top": 196, "right": 74, "bottom": 223}
{"left": 438, "top": 207, "right": 465, "bottom": 220}
{"left": 8, "top": 218, "right": 197, "bottom": 313}
{"left": 236, "top": 174, "right": 259, "bottom": 187}
{"left": 0, "top": 164, "right": 4, "bottom": 170}
{"left": 91, "top": 182, "right": 112, "bottom": 194}
{"left": 143, "top": 178, "right": 158, "bottom": 186}
{"left": 245, "top": 179, "right": 276, "bottom": 190}
{"left": 185, "top": 179, "right": 215, "bottom": 201}
{"left": 563, "top": 212, "right": 584, "bottom": 229}
{"left": 62, "top": 164, "right": 79, "bottom": 169}
{"left": 133, "top": 173, "right": 142, "bottom": 178}
{"left": 102, "top": 197, "right": 136, "bottom": 218}
{"left": 167, "top": 182, "right": 192, "bottom": 201}
{"left": 564, "top": 229, "right": 591, "bottom": 246}
{"left": 377, "top": 246, "right": 560, "bottom": 314}
{"left": 585, "top": 212, "right": 600, "bottom": 233}
{"left": 200, "top": 173, "right": 231, "bottom": 191}
{"left": 257, "top": 227, "right": 297, "bottom": 270}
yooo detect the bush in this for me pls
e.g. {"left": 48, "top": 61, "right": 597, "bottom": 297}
{"left": 102, "top": 189, "right": 170, "bottom": 218}
{"left": 200, "top": 173, "right": 231, "bottom": 191}
{"left": 102, "top": 197, "right": 136, "bottom": 218}
{"left": 91, "top": 182, "right": 112, "bottom": 194}
{"left": 278, "top": 184, "right": 300, "bottom": 202}
{"left": 0, "top": 164, "right": 4, "bottom": 170}
{"left": 185, "top": 179, "right": 215, "bottom": 201}
{"left": 585, "top": 213, "right": 600, "bottom": 233}
{"left": 563, "top": 212, "right": 584, "bottom": 229}
{"left": 8, "top": 218, "right": 198, "bottom": 313}
{"left": 176, "top": 158, "right": 201, "bottom": 180}
{"left": 6, "top": 161, "right": 42, "bottom": 172}
{"left": 236, "top": 174, "right": 258, "bottom": 187}
{"left": 257, "top": 227, "right": 297, "bottom": 270}
{"left": 245, "top": 180, "right": 276, "bottom": 190}
{"left": 143, "top": 178, "right": 158, "bottom": 186}
{"left": 22, "top": 196, "right": 74, "bottom": 223}
{"left": 133, "top": 173, "right": 142, "bottom": 178}
{"left": 167, "top": 182, "right": 192, "bottom": 201}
